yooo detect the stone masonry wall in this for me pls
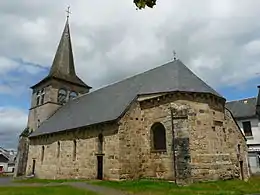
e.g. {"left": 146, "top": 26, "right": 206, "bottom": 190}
{"left": 224, "top": 109, "right": 250, "bottom": 180}
{"left": 188, "top": 98, "right": 250, "bottom": 183}
{"left": 118, "top": 92, "right": 249, "bottom": 184}
{"left": 26, "top": 91, "right": 249, "bottom": 183}
{"left": 14, "top": 137, "right": 30, "bottom": 177}
{"left": 28, "top": 80, "right": 89, "bottom": 132}
{"left": 21, "top": 78, "right": 90, "bottom": 178}
{"left": 28, "top": 103, "right": 61, "bottom": 132}
{"left": 26, "top": 123, "right": 119, "bottom": 180}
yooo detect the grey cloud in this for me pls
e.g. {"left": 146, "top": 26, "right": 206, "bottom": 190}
{"left": 2, "top": 0, "right": 260, "bottom": 90}
{"left": 0, "top": 107, "right": 27, "bottom": 149}
{"left": 2, "top": 0, "right": 260, "bottom": 148}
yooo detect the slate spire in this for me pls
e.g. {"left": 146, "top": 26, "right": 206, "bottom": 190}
{"left": 48, "top": 18, "right": 76, "bottom": 78}
{"left": 31, "top": 17, "right": 91, "bottom": 89}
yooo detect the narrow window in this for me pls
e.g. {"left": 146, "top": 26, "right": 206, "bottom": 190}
{"left": 242, "top": 121, "right": 253, "bottom": 137}
{"left": 40, "top": 88, "right": 45, "bottom": 105}
{"left": 237, "top": 144, "right": 241, "bottom": 154}
{"left": 41, "top": 94, "right": 45, "bottom": 105}
{"left": 41, "top": 146, "right": 45, "bottom": 163}
{"left": 151, "top": 122, "right": 167, "bottom": 151}
{"left": 58, "top": 89, "right": 67, "bottom": 104}
{"left": 69, "top": 91, "right": 78, "bottom": 100}
{"left": 36, "top": 96, "right": 40, "bottom": 106}
{"left": 37, "top": 119, "right": 41, "bottom": 128}
{"left": 57, "top": 141, "right": 60, "bottom": 158}
{"left": 73, "top": 140, "right": 77, "bottom": 161}
{"left": 36, "top": 90, "right": 41, "bottom": 106}
{"left": 98, "top": 134, "right": 104, "bottom": 154}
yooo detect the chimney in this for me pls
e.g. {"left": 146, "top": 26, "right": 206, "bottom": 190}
{"left": 256, "top": 86, "right": 260, "bottom": 118}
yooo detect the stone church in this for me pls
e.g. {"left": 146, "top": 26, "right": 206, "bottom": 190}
{"left": 15, "top": 18, "right": 250, "bottom": 184}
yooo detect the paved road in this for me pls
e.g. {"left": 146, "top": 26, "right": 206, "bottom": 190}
{"left": 0, "top": 177, "right": 12, "bottom": 185}
{"left": 0, "top": 177, "right": 128, "bottom": 194}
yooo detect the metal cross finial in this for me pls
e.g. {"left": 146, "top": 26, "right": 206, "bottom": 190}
{"left": 173, "top": 50, "right": 177, "bottom": 61}
{"left": 66, "top": 6, "right": 72, "bottom": 19}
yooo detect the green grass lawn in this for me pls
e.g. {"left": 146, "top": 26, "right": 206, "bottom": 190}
{"left": 0, "top": 186, "right": 97, "bottom": 195}
{"left": 90, "top": 177, "right": 260, "bottom": 195}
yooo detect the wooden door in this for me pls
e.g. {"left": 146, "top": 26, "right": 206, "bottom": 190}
{"left": 32, "top": 160, "right": 36, "bottom": 175}
{"left": 97, "top": 156, "right": 103, "bottom": 180}
{"left": 239, "top": 161, "right": 244, "bottom": 180}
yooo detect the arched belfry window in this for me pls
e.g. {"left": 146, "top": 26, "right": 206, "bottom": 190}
{"left": 151, "top": 122, "right": 167, "bottom": 151}
{"left": 36, "top": 88, "right": 45, "bottom": 106}
{"left": 69, "top": 91, "right": 78, "bottom": 100}
{"left": 58, "top": 89, "right": 67, "bottom": 104}
{"left": 98, "top": 133, "right": 104, "bottom": 154}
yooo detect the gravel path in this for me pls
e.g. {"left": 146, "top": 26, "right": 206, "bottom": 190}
{"left": 0, "top": 177, "right": 128, "bottom": 195}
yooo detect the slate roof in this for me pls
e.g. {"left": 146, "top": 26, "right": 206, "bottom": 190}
{"left": 226, "top": 97, "right": 257, "bottom": 119}
{"left": 30, "top": 59, "right": 223, "bottom": 137}
{"left": 0, "top": 147, "right": 16, "bottom": 163}
{"left": 31, "top": 19, "right": 91, "bottom": 89}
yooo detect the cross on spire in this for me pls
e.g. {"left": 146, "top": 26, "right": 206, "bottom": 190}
{"left": 66, "top": 6, "right": 71, "bottom": 19}
{"left": 173, "top": 50, "right": 177, "bottom": 61}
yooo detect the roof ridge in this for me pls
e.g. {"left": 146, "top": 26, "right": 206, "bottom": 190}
{"left": 74, "top": 60, "right": 177, "bottom": 100}
{"left": 226, "top": 96, "right": 256, "bottom": 103}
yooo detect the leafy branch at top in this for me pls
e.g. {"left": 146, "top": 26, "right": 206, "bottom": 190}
{"left": 134, "top": 0, "right": 157, "bottom": 9}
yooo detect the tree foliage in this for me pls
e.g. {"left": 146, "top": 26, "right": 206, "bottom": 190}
{"left": 134, "top": 0, "right": 157, "bottom": 9}
{"left": 20, "top": 127, "right": 32, "bottom": 137}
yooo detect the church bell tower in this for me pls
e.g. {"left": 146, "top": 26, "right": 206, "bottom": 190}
{"left": 15, "top": 12, "right": 91, "bottom": 177}
{"left": 27, "top": 17, "right": 91, "bottom": 131}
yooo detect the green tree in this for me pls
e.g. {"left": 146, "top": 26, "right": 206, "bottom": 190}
{"left": 134, "top": 0, "right": 157, "bottom": 9}
{"left": 20, "top": 127, "right": 32, "bottom": 137}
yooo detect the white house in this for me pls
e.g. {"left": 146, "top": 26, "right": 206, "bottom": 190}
{"left": 226, "top": 94, "right": 260, "bottom": 174}
{"left": 0, "top": 147, "right": 16, "bottom": 173}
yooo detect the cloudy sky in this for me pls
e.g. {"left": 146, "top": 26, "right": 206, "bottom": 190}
{"left": 1, "top": 0, "right": 260, "bottom": 149}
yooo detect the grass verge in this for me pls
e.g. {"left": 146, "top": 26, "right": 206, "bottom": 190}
{"left": 89, "top": 177, "right": 260, "bottom": 195}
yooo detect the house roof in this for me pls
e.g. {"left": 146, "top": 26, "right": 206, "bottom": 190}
{"left": 0, "top": 147, "right": 16, "bottom": 163}
{"left": 30, "top": 59, "right": 223, "bottom": 137}
{"left": 31, "top": 19, "right": 91, "bottom": 89}
{"left": 226, "top": 97, "right": 257, "bottom": 119}
{"left": 0, "top": 153, "right": 9, "bottom": 162}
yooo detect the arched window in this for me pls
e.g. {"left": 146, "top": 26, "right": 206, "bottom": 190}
{"left": 73, "top": 140, "right": 77, "bottom": 161}
{"left": 41, "top": 146, "right": 45, "bottom": 163}
{"left": 151, "top": 122, "right": 167, "bottom": 151}
{"left": 40, "top": 88, "right": 45, "bottom": 105}
{"left": 36, "top": 91, "right": 41, "bottom": 106}
{"left": 69, "top": 91, "right": 78, "bottom": 100}
{"left": 98, "top": 134, "right": 104, "bottom": 154}
{"left": 58, "top": 89, "right": 67, "bottom": 104}
{"left": 36, "top": 88, "right": 45, "bottom": 106}
{"left": 57, "top": 141, "right": 60, "bottom": 158}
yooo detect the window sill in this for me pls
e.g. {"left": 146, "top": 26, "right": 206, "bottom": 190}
{"left": 151, "top": 149, "right": 167, "bottom": 154}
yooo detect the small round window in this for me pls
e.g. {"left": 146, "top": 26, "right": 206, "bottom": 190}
{"left": 58, "top": 89, "right": 67, "bottom": 104}
{"left": 69, "top": 91, "right": 78, "bottom": 100}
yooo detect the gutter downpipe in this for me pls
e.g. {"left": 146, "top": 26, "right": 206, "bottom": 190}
{"left": 170, "top": 107, "right": 177, "bottom": 184}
